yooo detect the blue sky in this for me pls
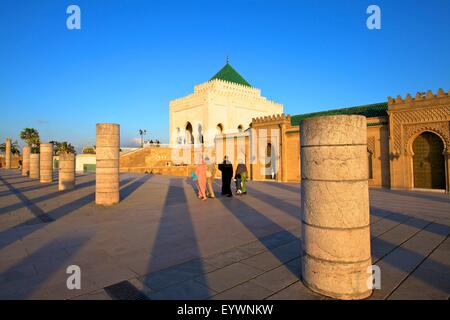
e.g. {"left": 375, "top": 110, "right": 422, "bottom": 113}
{"left": 1, "top": 0, "right": 449, "bottom": 149}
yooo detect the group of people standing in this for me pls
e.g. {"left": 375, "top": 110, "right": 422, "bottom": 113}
{"left": 193, "top": 156, "right": 248, "bottom": 201}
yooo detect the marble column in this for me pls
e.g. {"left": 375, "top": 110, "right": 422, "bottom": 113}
{"left": 29, "top": 153, "right": 40, "bottom": 179}
{"left": 300, "top": 115, "right": 372, "bottom": 299}
{"left": 22, "top": 146, "right": 30, "bottom": 176}
{"left": 39, "top": 143, "right": 53, "bottom": 183}
{"left": 96, "top": 123, "right": 120, "bottom": 205}
{"left": 59, "top": 152, "right": 75, "bottom": 190}
{"left": 5, "top": 138, "right": 11, "bottom": 169}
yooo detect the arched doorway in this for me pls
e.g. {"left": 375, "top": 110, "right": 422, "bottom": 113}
{"left": 265, "top": 143, "right": 276, "bottom": 180}
{"left": 197, "top": 124, "right": 204, "bottom": 144}
{"left": 216, "top": 123, "right": 223, "bottom": 135}
{"left": 185, "top": 122, "right": 194, "bottom": 144}
{"left": 412, "top": 132, "right": 445, "bottom": 189}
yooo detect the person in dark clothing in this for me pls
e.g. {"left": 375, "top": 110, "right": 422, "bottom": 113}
{"left": 218, "top": 156, "right": 233, "bottom": 197}
{"left": 235, "top": 160, "right": 248, "bottom": 195}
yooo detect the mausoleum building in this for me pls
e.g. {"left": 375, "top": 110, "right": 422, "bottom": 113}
{"left": 169, "top": 63, "right": 283, "bottom": 146}
{"left": 120, "top": 63, "right": 450, "bottom": 193}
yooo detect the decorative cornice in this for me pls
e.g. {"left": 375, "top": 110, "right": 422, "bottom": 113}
{"left": 170, "top": 78, "right": 283, "bottom": 109}
{"left": 388, "top": 88, "right": 449, "bottom": 107}
{"left": 252, "top": 113, "right": 291, "bottom": 125}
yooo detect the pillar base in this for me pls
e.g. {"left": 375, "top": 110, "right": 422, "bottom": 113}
{"left": 301, "top": 253, "right": 373, "bottom": 300}
{"left": 301, "top": 277, "right": 372, "bottom": 300}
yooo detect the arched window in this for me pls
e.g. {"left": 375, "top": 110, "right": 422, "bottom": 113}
{"left": 197, "top": 124, "right": 204, "bottom": 144}
{"left": 185, "top": 122, "right": 194, "bottom": 144}
{"left": 216, "top": 123, "right": 224, "bottom": 135}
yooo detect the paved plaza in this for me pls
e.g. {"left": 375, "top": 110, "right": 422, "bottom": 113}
{"left": 0, "top": 169, "right": 449, "bottom": 300}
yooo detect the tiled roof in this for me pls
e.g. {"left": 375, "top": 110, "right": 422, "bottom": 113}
{"left": 290, "top": 102, "right": 388, "bottom": 126}
{"left": 210, "top": 63, "right": 251, "bottom": 87}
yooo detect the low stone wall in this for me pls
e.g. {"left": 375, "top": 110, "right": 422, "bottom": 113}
{"left": 120, "top": 146, "right": 173, "bottom": 168}
{"left": 0, "top": 155, "right": 22, "bottom": 169}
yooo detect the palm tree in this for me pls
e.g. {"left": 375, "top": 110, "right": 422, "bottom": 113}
{"left": 20, "top": 128, "right": 40, "bottom": 153}
{"left": 49, "top": 140, "right": 60, "bottom": 155}
{"left": 0, "top": 140, "right": 21, "bottom": 155}
{"left": 30, "top": 139, "right": 41, "bottom": 154}
{"left": 55, "top": 142, "right": 76, "bottom": 155}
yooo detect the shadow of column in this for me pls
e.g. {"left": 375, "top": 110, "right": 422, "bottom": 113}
{"left": 0, "top": 234, "right": 92, "bottom": 299}
{"left": 219, "top": 194, "right": 300, "bottom": 278}
{"left": 140, "top": 177, "right": 212, "bottom": 299}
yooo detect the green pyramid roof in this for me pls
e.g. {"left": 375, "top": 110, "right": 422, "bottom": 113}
{"left": 210, "top": 63, "right": 251, "bottom": 87}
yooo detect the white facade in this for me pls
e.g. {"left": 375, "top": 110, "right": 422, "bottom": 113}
{"left": 75, "top": 154, "right": 96, "bottom": 172}
{"left": 169, "top": 78, "right": 283, "bottom": 146}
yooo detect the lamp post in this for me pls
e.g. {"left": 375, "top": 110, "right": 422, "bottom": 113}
{"left": 138, "top": 129, "right": 147, "bottom": 148}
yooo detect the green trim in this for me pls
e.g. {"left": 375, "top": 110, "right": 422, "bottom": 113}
{"left": 83, "top": 164, "right": 96, "bottom": 173}
{"left": 367, "top": 121, "right": 388, "bottom": 127}
{"left": 210, "top": 63, "right": 251, "bottom": 87}
{"left": 291, "top": 102, "right": 388, "bottom": 126}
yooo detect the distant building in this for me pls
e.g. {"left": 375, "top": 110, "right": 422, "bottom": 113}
{"left": 243, "top": 89, "right": 450, "bottom": 193}
{"left": 122, "top": 63, "right": 450, "bottom": 193}
{"left": 169, "top": 63, "right": 283, "bottom": 146}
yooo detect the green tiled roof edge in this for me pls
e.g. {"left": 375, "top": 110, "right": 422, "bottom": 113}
{"left": 290, "top": 102, "right": 388, "bottom": 126}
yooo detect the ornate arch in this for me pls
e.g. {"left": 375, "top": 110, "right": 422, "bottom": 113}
{"left": 391, "top": 105, "right": 450, "bottom": 154}
{"left": 404, "top": 122, "right": 449, "bottom": 155}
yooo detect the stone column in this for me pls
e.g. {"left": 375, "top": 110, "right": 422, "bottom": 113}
{"left": 59, "top": 152, "right": 75, "bottom": 190}
{"left": 40, "top": 143, "right": 53, "bottom": 183}
{"left": 29, "top": 153, "right": 40, "bottom": 179}
{"left": 96, "top": 123, "right": 120, "bottom": 205}
{"left": 5, "top": 138, "right": 11, "bottom": 169}
{"left": 300, "top": 115, "right": 372, "bottom": 300}
{"left": 22, "top": 146, "right": 31, "bottom": 176}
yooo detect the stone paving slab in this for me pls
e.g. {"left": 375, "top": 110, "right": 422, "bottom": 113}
{"left": 146, "top": 279, "right": 214, "bottom": 300}
{"left": 249, "top": 261, "right": 300, "bottom": 293}
{"left": 211, "top": 281, "right": 273, "bottom": 300}
{"left": 370, "top": 223, "right": 450, "bottom": 300}
{"left": 266, "top": 281, "right": 324, "bottom": 300}
{"left": 203, "top": 247, "right": 252, "bottom": 269}
{"left": 140, "top": 258, "right": 218, "bottom": 291}
{"left": 371, "top": 217, "right": 432, "bottom": 261}
{"left": 387, "top": 237, "right": 450, "bottom": 300}
{"left": 195, "top": 262, "right": 264, "bottom": 293}
{"left": 0, "top": 170, "right": 449, "bottom": 300}
{"left": 241, "top": 240, "right": 300, "bottom": 272}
